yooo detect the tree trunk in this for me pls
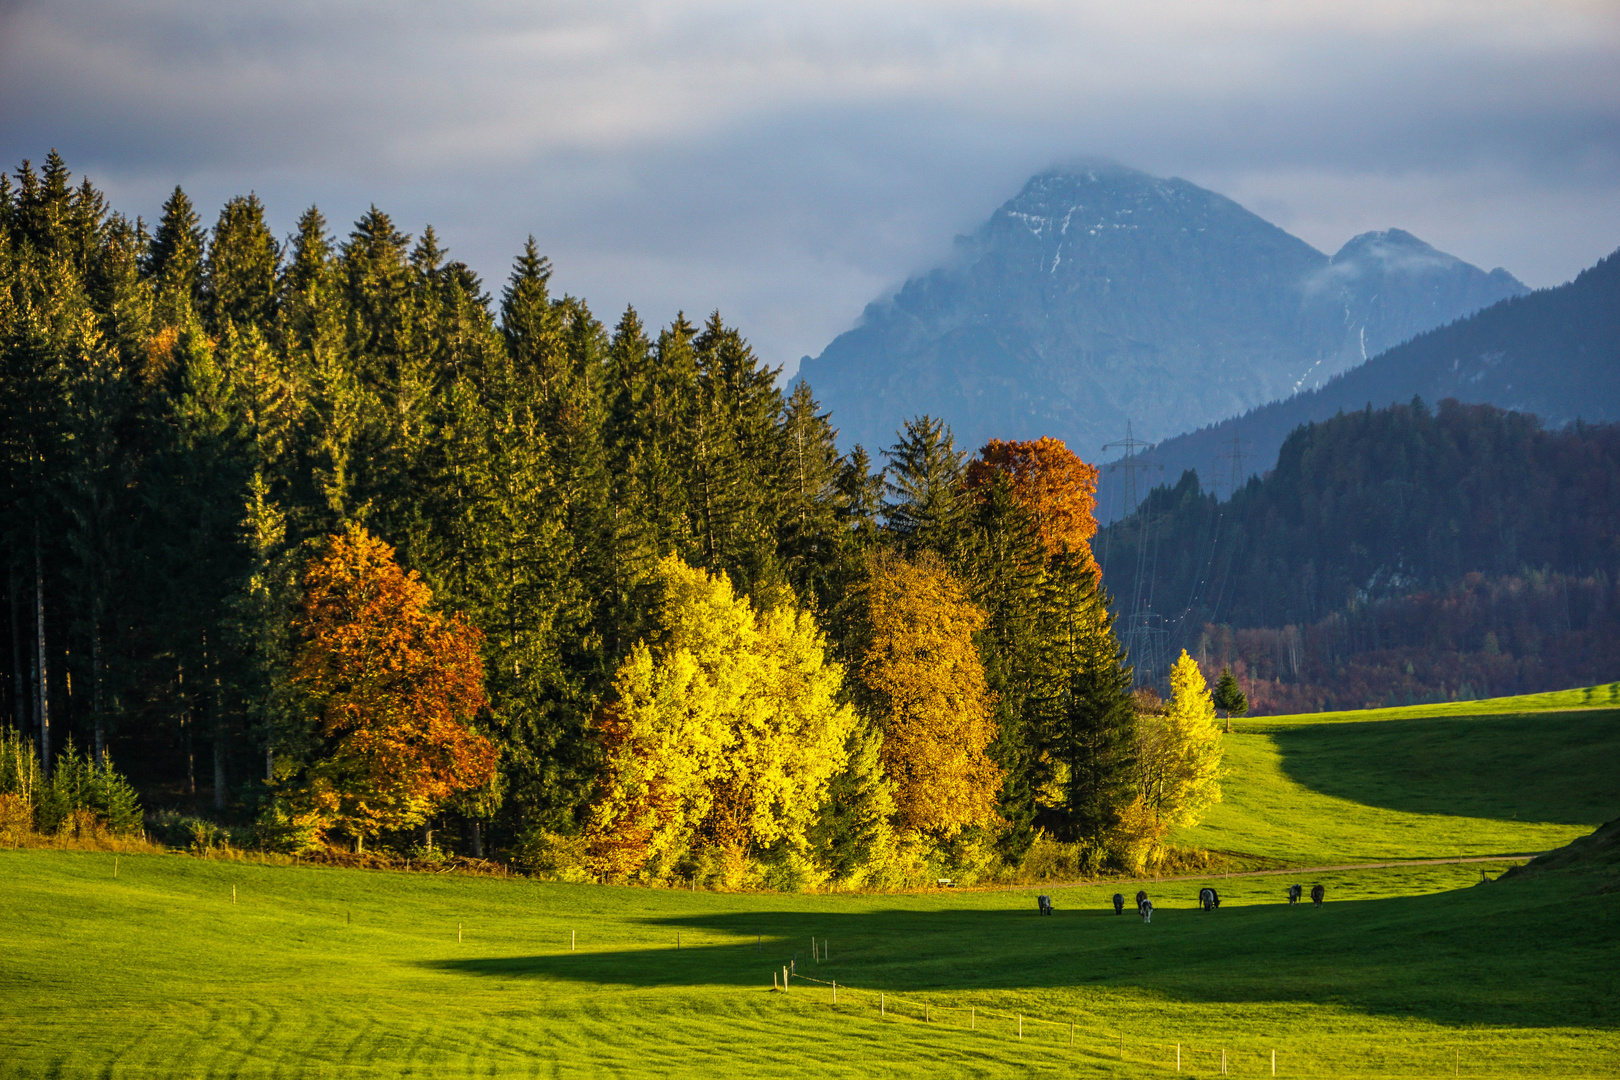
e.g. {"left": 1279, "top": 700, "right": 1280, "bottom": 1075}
{"left": 210, "top": 634, "right": 226, "bottom": 813}
{"left": 180, "top": 663, "right": 195, "bottom": 797}
{"left": 213, "top": 722, "right": 227, "bottom": 812}
{"left": 34, "top": 530, "right": 50, "bottom": 776}
{"left": 10, "top": 566, "right": 27, "bottom": 735}
{"left": 91, "top": 619, "right": 105, "bottom": 765}
{"left": 472, "top": 821, "right": 483, "bottom": 859}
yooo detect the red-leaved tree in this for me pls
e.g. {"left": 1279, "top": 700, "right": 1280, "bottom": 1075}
{"left": 289, "top": 526, "right": 497, "bottom": 851}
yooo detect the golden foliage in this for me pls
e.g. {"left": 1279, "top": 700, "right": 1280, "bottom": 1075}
{"left": 966, "top": 437, "right": 1100, "bottom": 566}
{"left": 585, "top": 554, "right": 858, "bottom": 880}
{"left": 142, "top": 325, "right": 181, "bottom": 385}
{"left": 290, "top": 526, "right": 498, "bottom": 849}
{"left": 1135, "top": 650, "right": 1225, "bottom": 832}
{"left": 857, "top": 552, "right": 1003, "bottom": 837}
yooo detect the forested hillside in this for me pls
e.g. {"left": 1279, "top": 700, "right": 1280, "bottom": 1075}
{"left": 1099, "top": 399, "right": 1620, "bottom": 711}
{"left": 1099, "top": 247, "right": 1620, "bottom": 522}
{"left": 0, "top": 153, "right": 1217, "bottom": 884}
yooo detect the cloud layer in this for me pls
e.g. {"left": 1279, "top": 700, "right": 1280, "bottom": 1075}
{"left": 3, "top": 0, "right": 1616, "bottom": 372}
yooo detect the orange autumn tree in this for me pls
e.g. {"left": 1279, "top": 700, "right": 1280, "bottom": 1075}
{"left": 855, "top": 552, "right": 1002, "bottom": 836}
{"left": 288, "top": 526, "right": 498, "bottom": 852}
{"left": 965, "top": 437, "right": 1100, "bottom": 568}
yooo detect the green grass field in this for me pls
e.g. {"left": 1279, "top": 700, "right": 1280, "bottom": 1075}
{"left": 3, "top": 685, "right": 1619, "bottom": 1078}
{"left": 1179, "top": 688, "right": 1620, "bottom": 865}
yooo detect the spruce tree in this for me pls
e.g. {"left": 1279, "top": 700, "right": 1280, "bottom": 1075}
{"left": 205, "top": 193, "right": 280, "bottom": 334}
{"left": 145, "top": 186, "right": 206, "bottom": 327}
{"left": 883, "top": 415, "right": 968, "bottom": 555}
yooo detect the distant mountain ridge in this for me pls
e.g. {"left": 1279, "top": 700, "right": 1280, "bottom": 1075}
{"left": 798, "top": 163, "right": 1525, "bottom": 457}
{"left": 1099, "top": 247, "right": 1620, "bottom": 522}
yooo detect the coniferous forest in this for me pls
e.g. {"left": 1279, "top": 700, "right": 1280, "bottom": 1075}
{"left": 0, "top": 153, "right": 1220, "bottom": 885}
{"left": 1099, "top": 397, "right": 1620, "bottom": 712}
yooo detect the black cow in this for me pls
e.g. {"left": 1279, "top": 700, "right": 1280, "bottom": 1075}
{"left": 1199, "top": 887, "right": 1220, "bottom": 911}
{"left": 1139, "top": 898, "right": 1154, "bottom": 923}
{"left": 1287, "top": 884, "right": 1302, "bottom": 905}
{"left": 1311, "top": 884, "right": 1325, "bottom": 907}
{"left": 1038, "top": 895, "right": 1053, "bottom": 916}
{"left": 1135, "top": 889, "right": 1149, "bottom": 906}
{"left": 1112, "top": 892, "right": 1125, "bottom": 915}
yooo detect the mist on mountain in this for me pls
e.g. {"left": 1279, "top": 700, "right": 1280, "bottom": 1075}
{"left": 798, "top": 163, "right": 1524, "bottom": 460}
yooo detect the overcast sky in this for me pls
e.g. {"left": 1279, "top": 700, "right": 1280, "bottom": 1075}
{"left": 3, "top": 0, "right": 1616, "bottom": 374}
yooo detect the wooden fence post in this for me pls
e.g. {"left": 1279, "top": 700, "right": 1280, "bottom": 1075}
{"left": 1272, "top": 1048, "right": 1276, "bottom": 1075}
{"left": 1018, "top": 1015, "right": 1023, "bottom": 1040}
{"left": 571, "top": 930, "right": 576, "bottom": 950}
{"left": 458, "top": 923, "right": 462, "bottom": 943}
{"left": 971, "top": 1007, "right": 975, "bottom": 1030}
{"left": 880, "top": 993, "right": 884, "bottom": 1017}
{"left": 832, "top": 980, "right": 837, "bottom": 1004}
{"left": 1176, "top": 1043, "right": 1180, "bottom": 1071}
{"left": 1222, "top": 1049, "right": 1227, "bottom": 1074}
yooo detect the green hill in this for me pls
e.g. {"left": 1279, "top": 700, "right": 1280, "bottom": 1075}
{"left": 1178, "top": 685, "right": 1620, "bottom": 865}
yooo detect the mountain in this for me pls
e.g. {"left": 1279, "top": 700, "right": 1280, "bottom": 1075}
{"left": 798, "top": 163, "right": 1525, "bottom": 457}
{"left": 1100, "top": 247, "right": 1620, "bottom": 521}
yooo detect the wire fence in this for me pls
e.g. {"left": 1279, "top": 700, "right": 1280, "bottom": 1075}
{"left": 771, "top": 970, "right": 1588, "bottom": 1076}
{"left": 780, "top": 969, "right": 1255, "bottom": 1074}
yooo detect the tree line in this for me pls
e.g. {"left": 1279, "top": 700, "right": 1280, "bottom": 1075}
{"left": 0, "top": 152, "right": 1223, "bottom": 884}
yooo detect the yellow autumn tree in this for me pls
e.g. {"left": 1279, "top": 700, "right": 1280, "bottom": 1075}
{"left": 856, "top": 552, "right": 1002, "bottom": 837}
{"left": 584, "top": 554, "right": 857, "bottom": 881}
{"left": 1137, "top": 651, "right": 1225, "bottom": 825}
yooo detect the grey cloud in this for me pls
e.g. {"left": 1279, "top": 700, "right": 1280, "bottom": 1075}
{"left": 2, "top": 1, "right": 1616, "bottom": 372}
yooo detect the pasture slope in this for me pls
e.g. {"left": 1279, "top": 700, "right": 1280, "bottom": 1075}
{"left": 2, "top": 685, "right": 1618, "bottom": 1078}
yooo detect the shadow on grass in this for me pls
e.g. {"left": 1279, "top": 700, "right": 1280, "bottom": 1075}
{"left": 418, "top": 872, "right": 1620, "bottom": 1030}
{"left": 1271, "top": 709, "right": 1620, "bottom": 824}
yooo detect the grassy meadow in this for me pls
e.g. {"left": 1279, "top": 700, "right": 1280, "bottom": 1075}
{"left": 3, "top": 685, "right": 1618, "bottom": 1078}
{"left": 1177, "top": 685, "right": 1620, "bottom": 864}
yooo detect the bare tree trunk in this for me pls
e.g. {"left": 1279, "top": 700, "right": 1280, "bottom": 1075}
{"left": 472, "top": 821, "right": 483, "bottom": 859}
{"left": 179, "top": 662, "right": 195, "bottom": 797}
{"left": 213, "top": 729, "right": 226, "bottom": 812}
{"left": 34, "top": 528, "right": 50, "bottom": 776}
{"left": 208, "top": 634, "right": 225, "bottom": 812}
{"left": 10, "top": 565, "right": 27, "bottom": 734}
{"left": 91, "top": 619, "right": 105, "bottom": 765}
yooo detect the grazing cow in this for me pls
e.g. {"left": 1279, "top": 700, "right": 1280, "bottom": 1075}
{"left": 1199, "top": 887, "right": 1220, "bottom": 911}
{"left": 1311, "top": 884, "right": 1325, "bottom": 907}
{"left": 1139, "top": 899, "right": 1154, "bottom": 923}
{"left": 1038, "top": 895, "right": 1053, "bottom": 916}
{"left": 1112, "top": 893, "right": 1126, "bottom": 915}
{"left": 1135, "top": 889, "right": 1149, "bottom": 907}
{"left": 1287, "top": 884, "right": 1302, "bottom": 905}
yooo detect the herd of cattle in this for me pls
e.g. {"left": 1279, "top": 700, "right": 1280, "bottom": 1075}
{"left": 1035, "top": 884, "right": 1327, "bottom": 921}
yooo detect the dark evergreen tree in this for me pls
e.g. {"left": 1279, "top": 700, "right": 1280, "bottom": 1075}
{"left": 144, "top": 186, "right": 206, "bottom": 326}
{"left": 205, "top": 194, "right": 280, "bottom": 334}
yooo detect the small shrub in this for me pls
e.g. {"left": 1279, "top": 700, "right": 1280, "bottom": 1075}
{"left": 512, "top": 828, "right": 593, "bottom": 883}
{"left": 147, "top": 810, "right": 253, "bottom": 852}
{"left": 0, "top": 793, "right": 33, "bottom": 845}
{"left": 1, "top": 732, "right": 141, "bottom": 839}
